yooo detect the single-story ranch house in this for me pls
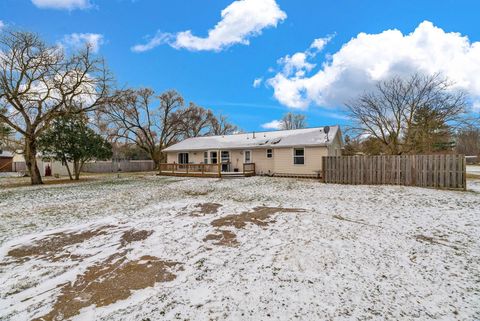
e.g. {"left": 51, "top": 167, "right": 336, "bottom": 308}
{"left": 161, "top": 126, "right": 343, "bottom": 178}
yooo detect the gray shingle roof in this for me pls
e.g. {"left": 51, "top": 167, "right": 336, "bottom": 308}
{"left": 163, "top": 126, "right": 340, "bottom": 152}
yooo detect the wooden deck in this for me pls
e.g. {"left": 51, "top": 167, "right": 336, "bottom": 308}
{"left": 158, "top": 163, "right": 255, "bottom": 178}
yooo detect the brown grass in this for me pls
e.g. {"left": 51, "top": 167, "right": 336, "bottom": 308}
{"left": 466, "top": 173, "right": 480, "bottom": 179}
{"left": 6, "top": 226, "right": 153, "bottom": 263}
{"left": 211, "top": 206, "right": 305, "bottom": 229}
{"left": 33, "top": 253, "right": 181, "bottom": 321}
{"left": 7, "top": 225, "right": 115, "bottom": 262}
{"left": 120, "top": 229, "right": 153, "bottom": 248}
{"left": 333, "top": 215, "right": 382, "bottom": 228}
{"left": 203, "top": 230, "right": 238, "bottom": 247}
{"left": 414, "top": 234, "right": 460, "bottom": 250}
{"left": 0, "top": 177, "right": 97, "bottom": 189}
{"left": 190, "top": 203, "right": 222, "bottom": 216}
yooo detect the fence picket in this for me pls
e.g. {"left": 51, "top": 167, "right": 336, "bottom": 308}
{"left": 322, "top": 155, "right": 465, "bottom": 190}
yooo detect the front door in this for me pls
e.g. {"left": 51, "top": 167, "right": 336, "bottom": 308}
{"left": 244, "top": 150, "right": 252, "bottom": 163}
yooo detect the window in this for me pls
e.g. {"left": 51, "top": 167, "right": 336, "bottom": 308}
{"left": 244, "top": 150, "right": 251, "bottom": 163}
{"left": 293, "top": 148, "right": 304, "bottom": 165}
{"left": 178, "top": 153, "right": 189, "bottom": 164}
{"left": 266, "top": 149, "right": 273, "bottom": 158}
{"left": 210, "top": 151, "right": 218, "bottom": 164}
{"left": 221, "top": 151, "right": 230, "bottom": 163}
{"left": 203, "top": 151, "right": 209, "bottom": 164}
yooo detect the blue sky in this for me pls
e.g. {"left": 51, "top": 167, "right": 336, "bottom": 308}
{"left": 1, "top": 0, "right": 479, "bottom": 131}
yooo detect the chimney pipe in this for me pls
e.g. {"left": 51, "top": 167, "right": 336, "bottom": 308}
{"left": 253, "top": 131, "right": 256, "bottom": 139}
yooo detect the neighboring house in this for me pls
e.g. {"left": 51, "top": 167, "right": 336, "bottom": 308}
{"left": 12, "top": 153, "right": 73, "bottom": 177}
{"left": 0, "top": 150, "right": 14, "bottom": 172}
{"left": 162, "top": 126, "right": 343, "bottom": 178}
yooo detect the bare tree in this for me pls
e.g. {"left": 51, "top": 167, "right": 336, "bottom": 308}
{"left": 101, "top": 89, "right": 184, "bottom": 167}
{"left": 209, "top": 114, "right": 238, "bottom": 135}
{"left": 281, "top": 112, "right": 306, "bottom": 130}
{"left": 346, "top": 73, "right": 467, "bottom": 155}
{"left": 456, "top": 126, "right": 480, "bottom": 156}
{"left": 176, "top": 103, "right": 214, "bottom": 138}
{"left": 0, "top": 31, "right": 110, "bottom": 184}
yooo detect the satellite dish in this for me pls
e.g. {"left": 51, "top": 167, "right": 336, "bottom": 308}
{"left": 323, "top": 126, "right": 330, "bottom": 142}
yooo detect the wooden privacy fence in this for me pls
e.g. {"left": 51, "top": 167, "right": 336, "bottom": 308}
{"left": 322, "top": 154, "right": 466, "bottom": 190}
{"left": 82, "top": 160, "right": 155, "bottom": 173}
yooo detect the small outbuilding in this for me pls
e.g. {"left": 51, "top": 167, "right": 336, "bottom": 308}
{"left": 0, "top": 150, "right": 14, "bottom": 172}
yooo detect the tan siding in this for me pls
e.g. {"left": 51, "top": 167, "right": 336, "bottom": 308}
{"left": 167, "top": 146, "right": 330, "bottom": 176}
{"left": 252, "top": 149, "right": 274, "bottom": 175}
{"left": 327, "top": 133, "right": 342, "bottom": 156}
{"left": 166, "top": 151, "right": 204, "bottom": 164}
{"left": 273, "top": 147, "right": 327, "bottom": 175}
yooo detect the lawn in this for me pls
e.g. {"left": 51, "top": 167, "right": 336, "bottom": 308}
{"left": 0, "top": 174, "right": 479, "bottom": 320}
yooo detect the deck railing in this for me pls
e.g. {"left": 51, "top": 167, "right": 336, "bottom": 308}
{"left": 158, "top": 162, "right": 255, "bottom": 177}
{"left": 243, "top": 163, "right": 256, "bottom": 176}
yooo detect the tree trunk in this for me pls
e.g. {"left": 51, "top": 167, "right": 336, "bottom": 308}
{"left": 24, "top": 137, "right": 43, "bottom": 185}
{"left": 153, "top": 158, "right": 160, "bottom": 170}
{"left": 73, "top": 160, "right": 81, "bottom": 180}
{"left": 63, "top": 156, "right": 73, "bottom": 180}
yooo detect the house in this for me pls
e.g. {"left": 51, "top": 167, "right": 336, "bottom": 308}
{"left": 12, "top": 152, "right": 73, "bottom": 177}
{"left": 0, "top": 150, "right": 14, "bottom": 172}
{"left": 161, "top": 126, "right": 343, "bottom": 178}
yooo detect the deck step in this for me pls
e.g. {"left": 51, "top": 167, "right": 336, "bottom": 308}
{"left": 221, "top": 173, "right": 246, "bottom": 178}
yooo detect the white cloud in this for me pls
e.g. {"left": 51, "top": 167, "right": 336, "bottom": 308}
{"left": 32, "top": 0, "right": 91, "bottom": 10}
{"left": 267, "top": 21, "right": 480, "bottom": 110}
{"left": 261, "top": 119, "right": 283, "bottom": 130}
{"left": 310, "top": 35, "right": 333, "bottom": 52}
{"left": 62, "top": 33, "right": 104, "bottom": 53}
{"left": 253, "top": 78, "right": 263, "bottom": 88}
{"left": 0, "top": 21, "right": 5, "bottom": 30}
{"left": 131, "top": 32, "right": 172, "bottom": 53}
{"left": 132, "top": 0, "right": 286, "bottom": 52}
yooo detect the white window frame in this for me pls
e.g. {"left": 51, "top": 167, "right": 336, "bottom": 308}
{"left": 209, "top": 151, "right": 218, "bottom": 164}
{"left": 293, "top": 148, "right": 305, "bottom": 165}
{"left": 266, "top": 149, "right": 273, "bottom": 158}
{"left": 221, "top": 150, "right": 230, "bottom": 163}
{"left": 244, "top": 150, "right": 252, "bottom": 163}
{"left": 203, "top": 151, "right": 209, "bottom": 164}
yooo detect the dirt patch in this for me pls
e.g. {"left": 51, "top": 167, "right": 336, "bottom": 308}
{"left": 6, "top": 226, "right": 153, "bottom": 263}
{"left": 211, "top": 207, "right": 305, "bottom": 229}
{"left": 120, "top": 229, "right": 153, "bottom": 247}
{"left": 33, "top": 253, "right": 181, "bottom": 321}
{"left": 191, "top": 203, "right": 222, "bottom": 216}
{"left": 7, "top": 225, "right": 115, "bottom": 262}
{"left": 203, "top": 230, "right": 238, "bottom": 247}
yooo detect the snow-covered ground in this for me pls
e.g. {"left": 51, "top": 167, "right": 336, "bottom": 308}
{"left": 0, "top": 174, "right": 479, "bottom": 320}
{"left": 467, "top": 165, "right": 480, "bottom": 176}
